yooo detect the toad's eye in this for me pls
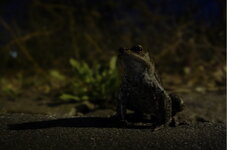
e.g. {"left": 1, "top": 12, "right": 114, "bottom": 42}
{"left": 131, "top": 45, "right": 143, "bottom": 53}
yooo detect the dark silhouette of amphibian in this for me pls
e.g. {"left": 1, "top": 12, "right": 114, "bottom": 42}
{"left": 116, "top": 45, "right": 184, "bottom": 127}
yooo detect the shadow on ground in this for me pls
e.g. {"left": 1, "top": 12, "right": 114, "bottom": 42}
{"left": 8, "top": 115, "right": 158, "bottom": 130}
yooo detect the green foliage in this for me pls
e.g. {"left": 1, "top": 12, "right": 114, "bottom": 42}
{"left": 0, "top": 74, "right": 23, "bottom": 97}
{"left": 60, "top": 56, "right": 120, "bottom": 106}
{"left": 49, "top": 70, "right": 65, "bottom": 81}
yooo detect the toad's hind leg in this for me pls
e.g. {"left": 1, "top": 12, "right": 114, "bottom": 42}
{"left": 157, "top": 91, "right": 172, "bottom": 126}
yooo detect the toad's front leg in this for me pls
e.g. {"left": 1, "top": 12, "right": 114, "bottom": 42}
{"left": 116, "top": 100, "right": 127, "bottom": 122}
{"left": 115, "top": 91, "right": 129, "bottom": 126}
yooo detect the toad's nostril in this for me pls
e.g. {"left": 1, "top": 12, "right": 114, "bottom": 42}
{"left": 119, "top": 47, "right": 129, "bottom": 53}
{"left": 118, "top": 47, "right": 124, "bottom": 53}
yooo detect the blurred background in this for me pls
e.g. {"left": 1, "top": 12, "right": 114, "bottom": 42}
{"left": 0, "top": 0, "right": 225, "bottom": 116}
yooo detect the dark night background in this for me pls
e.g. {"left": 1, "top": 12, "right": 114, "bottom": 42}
{"left": 0, "top": 0, "right": 225, "bottom": 69}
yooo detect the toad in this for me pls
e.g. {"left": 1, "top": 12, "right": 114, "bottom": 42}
{"left": 116, "top": 45, "right": 184, "bottom": 127}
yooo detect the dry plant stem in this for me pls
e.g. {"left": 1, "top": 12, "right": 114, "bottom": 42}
{"left": 6, "top": 32, "right": 53, "bottom": 47}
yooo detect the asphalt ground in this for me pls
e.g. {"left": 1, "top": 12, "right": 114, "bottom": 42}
{"left": 0, "top": 113, "right": 225, "bottom": 150}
